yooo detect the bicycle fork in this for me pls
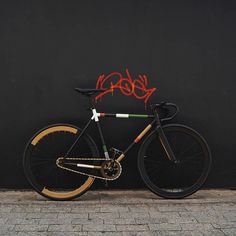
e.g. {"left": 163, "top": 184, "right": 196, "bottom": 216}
{"left": 153, "top": 107, "right": 178, "bottom": 163}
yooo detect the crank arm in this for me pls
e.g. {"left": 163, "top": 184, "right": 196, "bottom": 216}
{"left": 57, "top": 157, "right": 104, "bottom": 170}
{"left": 76, "top": 163, "right": 101, "bottom": 169}
{"left": 62, "top": 162, "right": 101, "bottom": 169}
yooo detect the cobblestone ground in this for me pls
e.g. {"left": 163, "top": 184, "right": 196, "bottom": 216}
{"left": 0, "top": 189, "right": 235, "bottom": 236}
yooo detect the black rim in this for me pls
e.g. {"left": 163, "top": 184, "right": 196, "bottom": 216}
{"left": 138, "top": 125, "right": 211, "bottom": 198}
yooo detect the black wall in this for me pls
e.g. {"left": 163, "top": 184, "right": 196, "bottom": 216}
{"left": 0, "top": 0, "right": 235, "bottom": 189}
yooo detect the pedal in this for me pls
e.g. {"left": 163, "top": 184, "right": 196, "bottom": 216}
{"left": 103, "top": 180, "right": 109, "bottom": 188}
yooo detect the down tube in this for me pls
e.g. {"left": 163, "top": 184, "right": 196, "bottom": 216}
{"left": 116, "top": 119, "right": 156, "bottom": 162}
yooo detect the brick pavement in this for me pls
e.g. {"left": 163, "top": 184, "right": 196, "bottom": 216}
{"left": 0, "top": 189, "right": 235, "bottom": 235}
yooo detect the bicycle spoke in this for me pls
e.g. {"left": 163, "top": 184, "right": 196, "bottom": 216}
{"left": 147, "top": 164, "right": 163, "bottom": 177}
{"left": 181, "top": 152, "right": 203, "bottom": 163}
{"left": 42, "top": 165, "right": 58, "bottom": 181}
{"left": 144, "top": 159, "right": 166, "bottom": 165}
{"left": 178, "top": 141, "right": 197, "bottom": 158}
{"left": 31, "top": 158, "right": 55, "bottom": 167}
{"left": 33, "top": 146, "right": 54, "bottom": 159}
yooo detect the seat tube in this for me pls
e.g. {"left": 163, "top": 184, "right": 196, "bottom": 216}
{"left": 92, "top": 108, "right": 110, "bottom": 159}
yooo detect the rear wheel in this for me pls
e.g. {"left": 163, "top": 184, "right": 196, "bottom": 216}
{"left": 138, "top": 124, "right": 211, "bottom": 199}
{"left": 23, "top": 124, "right": 99, "bottom": 200}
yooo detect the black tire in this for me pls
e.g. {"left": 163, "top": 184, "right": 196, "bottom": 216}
{"left": 138, "top": 124, "right": 212, "bottom": 199}
{"left": 23, "top": 123, "right": 99, "bottom": 201}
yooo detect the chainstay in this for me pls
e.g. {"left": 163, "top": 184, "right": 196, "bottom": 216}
{"left": 56, "top": 157, "right": 122, "bottom": 181}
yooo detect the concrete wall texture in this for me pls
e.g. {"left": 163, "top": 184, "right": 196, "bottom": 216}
{"left": 0, "top": 0, "right": 235, "bottom": 188}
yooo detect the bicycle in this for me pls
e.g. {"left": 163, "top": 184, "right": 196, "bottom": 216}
{"left": 23, "top": 88, "right": 212, "bottom": 200}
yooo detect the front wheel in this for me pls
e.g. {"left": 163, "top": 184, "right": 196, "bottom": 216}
{"left": 138, "top": 124, "right": 212, "bottom": 199}
{"left": 23, "top": 123, "right": 99, "bottom": 200}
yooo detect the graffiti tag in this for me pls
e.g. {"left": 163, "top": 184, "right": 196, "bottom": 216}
{"left": 95, "top": 69, "right": 157, "bottom": 107}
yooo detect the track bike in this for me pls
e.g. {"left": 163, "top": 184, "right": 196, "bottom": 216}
{"left": 23, "top": 88, "right": 212, "bottom": 200}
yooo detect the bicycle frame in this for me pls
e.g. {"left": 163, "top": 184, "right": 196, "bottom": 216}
{"left": 64, "top": 103, "right": 177, "bottom": 166}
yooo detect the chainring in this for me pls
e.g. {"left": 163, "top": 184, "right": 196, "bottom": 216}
{"left": 100, "top": 160, "right": 122, "bottom": 180}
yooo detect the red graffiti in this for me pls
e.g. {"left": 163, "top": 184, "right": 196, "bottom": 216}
{"left": 95, "top": 69, "right": 157, "bottom": 107}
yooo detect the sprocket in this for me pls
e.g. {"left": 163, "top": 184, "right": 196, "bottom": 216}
{"left": 100, "top": 160, "right": 122, "bottom": 180}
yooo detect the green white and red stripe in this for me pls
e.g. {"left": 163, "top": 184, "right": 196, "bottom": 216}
{"left": 97, "top": 113, "right": 153, "bottom": 118}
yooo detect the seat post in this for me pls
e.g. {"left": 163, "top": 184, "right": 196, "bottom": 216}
{"left": 88, "top": 96, "right": 96, "bottom": 109}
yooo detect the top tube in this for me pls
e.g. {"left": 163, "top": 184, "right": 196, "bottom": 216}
{"left": 96, "top": 112, "right": 154, "bottom": 119}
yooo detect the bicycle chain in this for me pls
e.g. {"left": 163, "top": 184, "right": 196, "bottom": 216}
{"left": 56, "top": 157, "right": 122, "bottom": 181}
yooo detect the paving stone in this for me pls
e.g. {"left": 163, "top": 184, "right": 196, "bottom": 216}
{"left": 48, "top": 224, "right": 82, "bottom": 232}
{"left": 7, "top": 218, "right": 40, "bottom": 225}
{"left": 179, "top": 211, "right": 230, "bottom": 224}
{"left": 83, "top": 224, "right": 116, "bottom": 232}
{"left": 158, "top": 204, "right": 187, "bottom": 212}
{"left": 148, "top": 223, "right": 181, "bottom": 231}
{"left": 2, "top": 232, "right": 24, "bottom": 236}
{"left": 202, "top": 230, "right": 225, "bottom": 236}
{"left": 129, "top": 204, "right": 150, "bottom": 212}
{"left": 71, "top": 207, "right": 100, "bottom": 213}
{"left": 122, "top": 232, "right": 156, "bottom": 236}
{"left": 0, "top": 217, "right": 8, "bottom": 224}
{"left": 149, "top": 211, "right": 179, "bottom": 218}
{"left": 17, "top": 232, "right": 48, "bottom": 236}
{"left": 222, "top": 211, "right": 236, "bottom": 221}
{"left": 212, "top": 222, "right": 236, "bottom": 229}
{"left": 88, "top": 212, "right": 119, "bottom": 219}
{"left": 222, "top": 228, "right": 236, "bottom": 235}
{"left": 12, "top": 206, "right": 41, "bottom": 213}
{"left": 14, "top": 224, "right": 48, "bottom": 232}
{"left": 185, "top": 205, "right": 214, "bottom": 212}
{"left": 101, "top": 197, "right": 154, "bottom": 204}
{"left": 0, "top": 224, "right": 15, "bottom": 231}
{"left": 148, "top": 213, "right": 196, "bottom": 224}
{"left": 57, "top": 213, "right": 88, "bottom": 219}
{"left": 100, "top": 205, "right": 129, "bottom": 212}
{"left": 155, "top": 230, "right": 204, "bottom": 236}
{"left": 40, "top": 207, "right": 71, "bottom": 213}
{"left": 212, "top": 203, "right": 236, "bottom": 211}
{"left": 39, "top": 218, "right": 72, "bottom": 224}
{"left": 71, "top": 218, "right": 103, "bottom": 224}
{"left": 172, "top": 216, "right": 197, "bottom": 224}
{"left": 157, "top": 230, "right": 204, "bottom": 236}
{"left": 0, "top": 213, "right": 27, "bottom": 218}
{"left": 87, "top": 232, "right": 120, "bottom": 236}
{"left": 26, "top": 213, "right": 58, "bottom": 219}
{"left": 192, "top": 212, "right": 227, "bottom": 223}
{"left": 136, "top": 217, "right": 169, "bottom": 224}
{"left": 104, "top": 218, "right": 136, "bottom": 225}
{"left": 119, "top": 212, "right": 150, "bottom": 219}
{"left": 0, "top": 206, "right": 12, "bottom": 213}
{"left": 116, "top": 224, "right": 149, "bottom": 231}
{"left": 47, "top": 233, "right": 87, "bottom": 236}
{"left": 157, "top": 215, "right": 196, "bottom": 224}
{"left": 50, "top": 233, "right": 87, "bottom": 236}
{"left": 180, "top": 223, "right": 214, "bottom": 230}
